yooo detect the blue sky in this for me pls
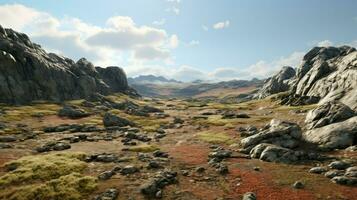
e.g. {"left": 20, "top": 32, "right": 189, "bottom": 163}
{"left": 0, "top": 0, "right": 356, "bottom": 81}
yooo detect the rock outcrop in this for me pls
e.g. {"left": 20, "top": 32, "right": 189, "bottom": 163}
{"left": 256, "top": 46, "right": 357, "bottom": 110}
{"left": 241, "top": 119, "right": 302, "bottom": 150}
{"left": 305, "top": 101, "right": 355, "bottom": 130}
{"left": 303, "top": 116, "right": 357, "bottom": 149}
{"left": 254, "top": 66, "right": 296, "bottom": 99}
{"left": 0, "top": 25, "right": 135, "bottom": 104}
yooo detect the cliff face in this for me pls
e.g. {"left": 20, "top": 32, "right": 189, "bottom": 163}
{"left": 0, "top": 25, "right": 135, "bottom": 104}
{"left": 256, "top": 46, "right": 357, "bottom": 110}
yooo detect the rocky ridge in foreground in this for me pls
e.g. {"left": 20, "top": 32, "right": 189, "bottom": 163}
{"left": 0, "top": 25, "right": 137, "bottom": 104}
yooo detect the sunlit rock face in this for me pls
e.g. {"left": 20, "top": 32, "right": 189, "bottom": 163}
{"left": 0, "top": 25, "right": 134, "bottom": 104}
{"left": 255, "top": 45, "right": 357, "bottom": 111}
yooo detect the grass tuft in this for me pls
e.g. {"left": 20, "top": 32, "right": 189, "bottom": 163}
{"left": 196, "top": 131, "right": 234, "bottom": 144}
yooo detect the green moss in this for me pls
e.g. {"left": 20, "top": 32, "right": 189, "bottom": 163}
{"left": 0, "top": 103, "right": 60, "bottom": 122}
{"left": 0, "top": 153, "right": 96, "bottom": 200}
{"left": 127, "top": 144, "right": 160, "bottom": 152}
{"left": 197, "top": 131, "right": 234, "bottom": 144}
{"left": 0, "top": 173, "right": 97, "bottom": 200}
{"left": 0, "top": 153, "right": 87, "bottom": 187}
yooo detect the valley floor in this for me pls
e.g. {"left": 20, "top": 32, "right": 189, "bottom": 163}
{"left": 0, "top": 95, "right": 356, "bottom": 200}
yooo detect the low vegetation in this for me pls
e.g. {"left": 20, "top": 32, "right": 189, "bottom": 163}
{"left": 0, "top": 153, "right": 96, "bottom": 200}
{"left": 196, "top": 131, "right": 234, "bottom": 144}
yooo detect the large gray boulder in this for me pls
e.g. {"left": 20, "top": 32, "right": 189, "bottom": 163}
{"left": 103, "top": 112, "right": 134, "bottom": 128}
{"left": 0, "top": 25, "right": 134, "bottom": 104}
{"left": 305, "top": 101, "right": 355, "bottom": 130}
{"left": 250, "top": 143, "right": 298, "bottom": 163}
{"left": 241, "top": 119, "right": 302, "bottom": 150}
{"left": 254, "top": 66, "right": 296, "bottom": 99}
{"left": 303, "top": 116, "right": 357, "bottom": 149}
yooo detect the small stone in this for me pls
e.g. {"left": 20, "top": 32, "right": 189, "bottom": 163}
{"left": 94, "top": 188, "right": 119, "bottom": 200}
{"left": 253, "top": 167, "right": 260, "bottom": 171}
{"left": 328, "top": 161, "right": 351, "bottom": 170}
{"left": 52, "top": 142, "right": 71, "bottom": 151}
{"left": 0, "top": 143, "right": 13, "bottom": 149}
{"left": 195, "top": 167, "right": 205, "bottom": 173}
{"left": 98, "top": 171, "right": 115, "bottom": 180}
{"left": 155, "top": 190, "right": 163, "bottom": 198}
{"left": 153, "top": 150, "right": 169, "bottom": 158}
{"left": 181, "top": 170, "right": 190, "bottom": 176}
{"left": 0, "top": 136, "right": 17, "bottom": 142}
{"left": 147, "top": 161, "right": 161, "bottom": 169}
{"left": 293, "top": 181, "right": 304, "bottom": 189}
{"left": 309, "top": 167, "right": 328, "bottom": 174}
{"left": 120, "top": 165, "right": 139, "bottom": 175}
{"left": 242, "top": 192, "right": 256, "bottom": 200}
{"left": 324, "top": 170, "right": 345, "bottom": 179}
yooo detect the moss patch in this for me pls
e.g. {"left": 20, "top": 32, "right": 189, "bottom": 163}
{"left": 0, "top": 153, "right": 87, "bottom": 187}
{"left": 196, "top": 131, "right": 234, "bottom": 144}
{"left": 0, "top": 173, "right": 97, "bottom": 200}
{"left": 0, "top": 152, "right": 96, "bottom": 200}
{"left": 0, "top": 103, "right": 60, "bottom": 122}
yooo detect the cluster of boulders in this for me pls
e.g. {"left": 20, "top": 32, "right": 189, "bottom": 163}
{"left": 240, "top": 119, "right": 302, "bottom": 152}
{"left": 35, "top": 141, "right": 71, "bottom": 152}
{"left": 140, "top": 170, "right": 178, "bottom": 198}
{"left": 309, "top": 160, "right": 357, "bottom": 186}
{"left": 207, "top": 146, "right": 232, "bottom": 175}
{"left": 44, "top": 123, "right": 104, "bottom": 133}
{"left": 239, "top": 119, "right": 326, "bottom": 163}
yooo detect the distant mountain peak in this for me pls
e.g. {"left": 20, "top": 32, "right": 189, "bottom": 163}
{"left": 128, "top": 75, "right": 181, "bottom": 85}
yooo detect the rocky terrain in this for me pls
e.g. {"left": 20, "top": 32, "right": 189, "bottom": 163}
{"left": 130, "top": 79, "right": 263, "bottom": 103}
{"left": 0, "top": 27, "right": 357, "bottom": 200}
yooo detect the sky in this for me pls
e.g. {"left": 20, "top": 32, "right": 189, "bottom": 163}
{"left": 0, "top": 0, "right": 356, "bottom": 81}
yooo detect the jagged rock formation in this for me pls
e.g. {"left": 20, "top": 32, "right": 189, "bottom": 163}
{"left": 305, "top": 101, "right": 355, "bottom": 130}
{"left": 253, "top": 66, "right": 296, "bottom": 99}
{"left": 303, "top": 116, "right": 357, "bottom": 150}
{"left": 0, "top": 25, "right": 135, "bottom": 104}
{"left": 256, "top": 46, "right": 357, "bottom": 110}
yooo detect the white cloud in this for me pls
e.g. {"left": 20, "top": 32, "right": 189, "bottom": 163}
{"left": 0, "top": 4, "right": 178, "bottom": 65}
{"left": 167, "top": 0, "right": 181, "bottom": 3}
{"left": 202, "top": 25, "right": 209, "bottom": 31}
{"left": 188, "top": 40, "right": 199, "bottom": 46}
{"left": 208, "top": 51, "right": 305, "bottom": 81}
{"left": 166, "top": 0, "right": 180, "bottom": 15}
{"left": 152, "top": 18, "right": 166, "bottom": 26}
{"left": 213, "top": 20, "right": 230, "bottom": 30}
{"left": 169, "top": 34, "right": 179, "bottom": 48}
{"left": 317, "top": 40, "right": 333, "bottom": 47}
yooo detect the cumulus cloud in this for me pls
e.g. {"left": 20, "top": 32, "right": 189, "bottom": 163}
{"left": 207, "top": 51, "right": 305, "bottom": 81}
{"left": 188, "top": 40, "right": 199, "bottom": 46}
{"left": 213, "top": 20, "right": 230, "bottom": 29}
{"left": 317, "top": 40, "right": 334, "bottom": 47}
{"left": 202, "top": 25, "right": 209, "bottom": 31}
{"left": 0, "top": 4, "right": 178, "bottom": 65}
{"left": 152, "top": 18, "right": 166, "bottom": 26}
